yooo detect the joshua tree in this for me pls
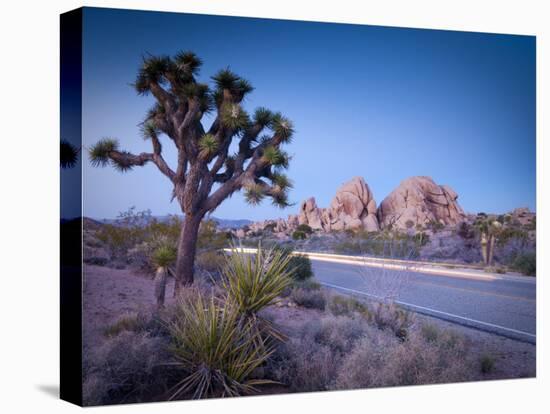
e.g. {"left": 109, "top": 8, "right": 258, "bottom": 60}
{"left": 89, "top": 52, "right": 294, "bottom": 290}
{"left": 475, "top": 218, "right": 502, "bottom": 266}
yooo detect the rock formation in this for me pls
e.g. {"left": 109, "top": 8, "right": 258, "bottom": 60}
{"left": 325, "top": 177, "right": 380, "bottom": 232}
{"left": 377, "top": 176, "right": 465, "bottom": 229}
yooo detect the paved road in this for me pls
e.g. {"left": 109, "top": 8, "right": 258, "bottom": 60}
{"left": 311, "top": 259, "right": 536, "bottom": 343}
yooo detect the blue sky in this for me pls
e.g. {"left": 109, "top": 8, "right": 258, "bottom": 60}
{"left": 80, "top": 7, "right": 536, "bottom": 221}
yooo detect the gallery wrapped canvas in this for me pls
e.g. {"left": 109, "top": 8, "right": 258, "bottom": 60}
{"left": 60, "top": 6, "right": 536, "bottom": 407}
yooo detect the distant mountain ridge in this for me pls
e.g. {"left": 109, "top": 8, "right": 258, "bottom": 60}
{"left": 93, "top": 215, "right": 252, "bottom": 229}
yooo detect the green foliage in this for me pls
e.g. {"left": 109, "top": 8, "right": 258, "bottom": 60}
{"left": 253, "top": 107, "right": 274, "bottom": 127}
{"left": 220, "top": 103, "right": 250, "bottom": 130}
{"left": 103, "top": 313, "right": 147, "bottom": 338}
{"left": 287, "top": 254, "right": 313, "bottom": 281}
{"left": 152, "top": 244, "right": 177, "bottom": 268}
{"left": 420, "top": 323, "right": 440, "bottom": 343}
{"left": 296, "top": 224, "right": 313, "bottom": 234}
{"left": 511, "top": 252, "right": 536, "bottom": 276}
{"left": 456, "top": 221, "right": 475, "bottom": 239}
{"left": 291, "top": 287, "right": 326, "bottom": 310}
{"left": 197, "top": 219, "right": 232, "bottom": 251}
{"left": 427, "top": 220, "right": 444, "bottom": 232}
{"left": 89, "top": 138, "right": 119, "bottom": 167}
{"left": 271, "top": 112, "right": 294, "bottom": 143}
{"left": 328, "top": 295, "right": 369, "bottom": 318}
{"left": 480, "top": 354, "right": 496, "bottom": 374}
{"left": 270, "top": 173, "right": 293, "bottom": 190}
{"left": 292, "top": 230, "right": 307, "bottom": 240}
{"left": 262, "top": 146, "right": 283, "bottom": 165}
{"left": 60, "top": 140, "right": 78, "bottom": 168}
{"left": 198, "top": 134, "right": 219, "bottom": 158}
{"left": 167, "top": 292, "right": 273, "bottom": 399}
{"left": 222, "top": 245, "right": 293, "bottom": 317}
{"left": 244, "top": 183, "right": 266, "bottom": 205}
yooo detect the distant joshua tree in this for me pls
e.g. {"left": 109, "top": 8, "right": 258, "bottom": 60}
{"left": 475, "top": 217, "right": 502, "bottom": 266}
{"left": 89, "top": 52, "right": 294, "bottom": 290}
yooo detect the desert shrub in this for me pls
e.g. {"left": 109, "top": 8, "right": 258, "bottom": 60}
{"left": 296, "top": 223, "right": 313, "bottom": 234}
{"left": 268, "top": 336, "right": 337, "bottom": 392}
{"left": 291, "top": 287, "right": 326, "bottom": 310}
{"left": 511, "top": 252, "right": 536, "bottom": 276}
{"left": 292, "top": 230, "right": 307, "bottom": 240}
{"left": 497, "top": 227, "right": 529, "bottom": 246}
{"left": 420, "top": 323, "right": 440, "bottom": 343}
{"left": 84, "top": 256, "right": 108, "bottom": 266}
{"left": 457, "top": 221, "right": 475, "bottom": 239}
{"left": 221, "top": 246, "right": 293, "bottom": 317}
{"left": 83, "top": 331, "right": 174, "bottom": 405}
{"left": 306, "top": 315, "right": 371, "bottom": 353}
{"left": 195, "top": 250, "right": 226, "bottom": 273}
{"left": 287, "top": 254, "right": 313, "bottom": 281}
{"left": 334, "top": 329, "right": 472, "bottom": 390}
{"left": 427, "top": 220, "right": 444, "bottom": 232}
{"left": 103, "top": 312, "right": 148, "bottom": 337}
{"left": 329, "top": 295, "right": 369, "bottom": 318}
{"left": 372, "top": 303, "right": 414, "bottom": 340}
{"left": 405, "top": 220, "right": 415, "bottom": 229}
{"left": 197, "top": 219, "right": 232, "bottom": 251}
{"left": 167, "top": 293, "right": 273, "bottom": 399}
{"left": 480, "top": 354, "right": 496, "bottom": 374}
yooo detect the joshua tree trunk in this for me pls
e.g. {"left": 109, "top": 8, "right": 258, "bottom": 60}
{"left": 480, "top": 232, "right": 488, "bottom": 265}
{"left": 488, "top": 234, "right": 496, "bottom": 266}
{"left": 154, "top": 266, "right": 168, "bottom": 308}
{"left": 174, "top": 214, "right": 203, "bottom": 292}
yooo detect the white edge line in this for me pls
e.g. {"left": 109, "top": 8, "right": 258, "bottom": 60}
{"left": 320, "top": 281, "right": 536, "bottom": 339}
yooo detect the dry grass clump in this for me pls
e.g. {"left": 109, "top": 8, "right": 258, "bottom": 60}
{"left": 195, "top": 250, "right": 226, "bottom": 273}
{"left": 103, "top": 312, "right": 148, "bottom": 337}
{"left": 328, "top": 295, "right": 370, "bottom": 318}
{"left": 290, "top": 287, "right": 326, "bottom": 310}
{"left": 83, "top": 331, "right": 174, "bottom": 406}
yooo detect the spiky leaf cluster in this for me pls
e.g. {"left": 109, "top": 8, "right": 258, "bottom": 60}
{"left": 270, "top": 173, "right": 293, "bottom": 191}
{"left": 198, "top": 134, "right": 219, "bottom": 158}
{"left": 60, "top": 140, "right": 78, "bottom": 169}
{"left": 111, "top": 152, "right": 136, "bottom": 173}
{"left": 244, "top": 183, "right": 266, "bottom": 205}
{"left": 89, "top": 138, "right": 119, "bottom": 167}
{"left": 220, "top": 103, "right": 250, "bottom": 131}
{"left": 271, "top": 113, "right": 294, "bottom": 143}
{"left": 253, "top": 107, "right": 274, "bottom": 128}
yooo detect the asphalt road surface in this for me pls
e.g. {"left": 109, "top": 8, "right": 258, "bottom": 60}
{"left": 311, "top": 259, "right": 536, "bottom": 343}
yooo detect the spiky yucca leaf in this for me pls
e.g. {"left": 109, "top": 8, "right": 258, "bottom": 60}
{"left": 60, "top": 140, "right": 78, "bottom": 169}
{"left": 271, "top": 113, "right": 294, "bottom": 143}
{"left": 222, "top": 244, "right": 294, "bottom": 317}
{"left": 152, "top": 244, "right": 177, "bottom": 268}
{"left": 89, "top": 138, "right": 119, "bottom": 167}
{"left": 261, "top": 146, "right": 283, "bottom": 165}
{"left": 234, "top": 79, "right": 254, "bottom": 97}
{"left": 198, "top": 134, "right": 219, "bottom": 158}
{"left": 167, "top": 292, "right": 274, "bottom": 399}
{"left": 220, "top": 103, "right": 250, "bottom": 131}
{"left": 142, "top": 55, "right": 170, "bottom": 83}
{"left": 140, "top": 120, "right": 158, "bottom": 140}
{"left": 212, "top": 68, "right": 240, "bottom": 90}
{"left": 243, "top": 183, "right": 265, "bottom": 205}
{"left": 111, "top": 151, "right": 135, "bottom": 173}
{"left": 253, "top": 107, "right": 274, "bottom": 127}
{"left": 270, "top": 172, "right": 293, "bottom": 190}
{"left": 174, "top": 51, "right": 203, "bottom": 75}
{"left": 180, "top": 82, "right": 210, "bottom": 100}
{"left": 271, "top": 190, "right": 291, "bottom": 209}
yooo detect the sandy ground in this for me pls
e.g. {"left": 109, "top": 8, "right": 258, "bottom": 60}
{"left": 83, "top": 264, "right": 536, "bottom": 380}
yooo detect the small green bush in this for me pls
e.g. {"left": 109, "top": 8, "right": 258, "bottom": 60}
{"left": 103, "top": 313, "right": 147, "bottom": 337}
{"left": 287, "top": 254, "right": 313, "bottom": 281}
{"left": 296, "top": 224, "right": 313, "bottom": 234}
{"left": 420, "top": 323, "right": 440, "bottom": 343}
{"left": 511, "top": 252, "right": 536, "bottom": 276}
{"left": 480, "top": 354, "right": 496, "bottom": 374}
{"left": 291, "top": 287, "right": 326, "bottom": 310}
{"left": 292, "top": 230, "right": 307, "bottom": 240}
{"left": 329, "top": 295, "right": 369, "bottom": 318}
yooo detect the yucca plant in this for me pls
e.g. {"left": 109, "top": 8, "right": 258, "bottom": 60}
{"left": 60, "top": 140, "right": 79, "bottom": 169}
{"left": 198, "top": 134, "right": 219, "bottom": 159}
{"left": 152, "top": 244, "right": 177, "bottom": 308}
{"left": 167, "top": 292, "right": 274, "bottom": 399}
{"left": 222, "top": 245, "right": 294, "bottom": 317}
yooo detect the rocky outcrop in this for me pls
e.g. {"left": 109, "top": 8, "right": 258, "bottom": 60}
{"left": 377, "top": 176, "right": 465, "bottom": 229}
{"left": 325, "top": 177, "right": 380, "bottom": 232}
{"left": 298, "top": 197, "right": 324, "bottom": 230}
